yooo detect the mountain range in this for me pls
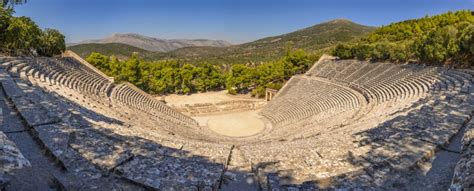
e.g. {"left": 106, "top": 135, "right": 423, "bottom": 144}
{"left": 68, "top": 33, "right": 232, "bottom": 52}
{"left": 68, "top": 19, "right": 376, "bottom": 64}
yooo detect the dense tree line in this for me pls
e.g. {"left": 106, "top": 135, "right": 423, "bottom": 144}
{"left": 87, "top": 52, "right": 226, "bottom": 94}
{"left": 0, "top": 5, "right": 65, "bottom": 56}
{"left": 86, "top": 49, "right": 318, "bottom": 97}
{"left": 226, "top": 49, "right": 316, "bottom": 96}
{"left": 333, "top": 10, "right": 474, "bottom": 68}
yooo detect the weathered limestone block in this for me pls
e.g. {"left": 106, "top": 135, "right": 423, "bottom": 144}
{"left": 451, "top": 120, "right": 474, "bottom": 191}
{"left": 0, "top": 69, "right": 24, "bottom": 98}
{"left": 386, "top": 138, "right": 436, "bottom": 170}
{"left": 34, "top": 123, "right": 73, "bottom": 162}
{"left": 33, "top": 123, "right": 102, "bottom": 180}
{"left": 116, "top": 155, "right": 224, "bottom": 190}
{"left": 68, "top": 129, "right": 132, "bottom": 171}
{"left": 0, "top": 132, "right": 30, "bottom": 173}
{"left": 180, "top": 143, "right": 232, "bottom": 164}
{"left": 0, "top": 131, "right": 30, "bottom": 190}
{"left": 0, "top": 172, "right": 10, "bottom": 190}
{"left": 10, "top": 96, "right": 59, "bottom": 127}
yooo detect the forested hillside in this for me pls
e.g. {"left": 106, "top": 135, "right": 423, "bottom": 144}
{"left": 333, "top": 10, "right": 473, "bottom": 68}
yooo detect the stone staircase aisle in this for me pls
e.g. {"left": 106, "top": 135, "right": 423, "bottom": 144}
{"left": 221, "top": 147, "right": 259, "bottom": 191}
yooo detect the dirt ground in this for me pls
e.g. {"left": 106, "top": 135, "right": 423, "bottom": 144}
{"left": 163, "top": 90, "right": 266, "bottom": 137}
{"left": 193, "top": 110, "right": 265, "bottom": 137}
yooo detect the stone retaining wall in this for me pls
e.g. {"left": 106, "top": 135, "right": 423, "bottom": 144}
{"left": 175, "top": 100, "right": 266, "bottom": 116}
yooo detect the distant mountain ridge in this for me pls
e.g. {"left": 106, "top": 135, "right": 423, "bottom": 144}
{"left": 69, "top": 33, "right": 232, "bottom": 52}
{"left": 163, "top": 19, "right": 375, "bottom": 64}
{"left": 68, "top": 19, "right": 376, "bottom": 64}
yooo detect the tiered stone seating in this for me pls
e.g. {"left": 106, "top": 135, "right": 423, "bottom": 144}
{"left": 110, "top": 83, "right": 198, "bottom": 128}
{"left": 247, "top": 57, "right": 474, "bottom": 189}
{"left": 308, "top": 59, "right": 439, "bottom": 104}
{"left": 260, "top": 76, "right": 363, "bottom": 129}
{"left": 1, "top": 54, "right": 473, "bottom": 190}
{"left": 242, "top": 67, "right": 473, "bottom": 189}
{"left": 0, "top": 56, "right": 232, "bottom": 190}
{"left": 3, "top": 56, "right": 199, "bottom": 129}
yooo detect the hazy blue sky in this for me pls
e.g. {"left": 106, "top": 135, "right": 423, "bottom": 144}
{"left": 13, "top": 0, "right": 473, "bottom": 44}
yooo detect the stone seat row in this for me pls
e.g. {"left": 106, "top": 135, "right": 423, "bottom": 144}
{"left": 239, "top": 71, "right": 473, "bottom": 189}
{"left": 3, "top": 57, "right": 200, "bottom": 130}
{"left": 8, "top": 64, "right": 227, "bottom": 153}
{"left": 2, "top": 56, "right": 226, "bottom": 141}
{"left": 261, "top": 76, "right": 361, "bottom": 127}
{"left": 110, "top": 83, "right": 198, "bottom": 128}
{"left": 5, "top": 58, "right": 111, "bottom": 101}
{"left": 245, "top": 57, "right": 474, "bottom": 188}
{"left": 0, "top": 58, "right": 234, "bottom": 190}
{"left": 14, "top": 61, "right": 211, "bottom": 142}
{"left": 359, "top": 69, "right": 438, "bottom": 104}
{"left": 307, "top": 59, "right": 446, "bottom": 107}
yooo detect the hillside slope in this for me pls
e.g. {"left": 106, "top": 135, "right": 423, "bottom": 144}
{"left": 69, "top": 19, "right": 375, "bottom": 64}
{"left": 67, "top": 43, "right": 164, "bottom": 60}
{"left": 164, "top": 19, "right": 375, "bottom": 64}
{"left": 333, "top": 10, "right": 473, "bottom": 68}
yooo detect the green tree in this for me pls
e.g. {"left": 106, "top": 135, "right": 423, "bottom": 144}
{"left": 0, "top": 5, "right": 64, "bottom": 56}
{"left": 37, "top": 28, "right": 65, "bottom": 56}
{"left": 226, "top": 64, "right": 254, "bottom": 94}
{"left": 192, "top": 63, "right": 224, "bottom": 92}
{"left": 161, "top": 67, "right": 178, "bottom": 93}
{"left": 283, "top": 49, "right": 310, "bottom": 75}
{"left": 0, "top": 7, "right": 13, "bottom": 46}
{"left": 108, "top": 55, "right": 122, "bottom": 76}
{"left": 372, "top": 42, "right": 391, "bottom": 60}
{"left": 4, "top": 16, "right": 41, "bottom": 51}
{"left": 119, "top": 53, "right": 141, "bottom": 83}
{"left": 334, "top": 10, "right": 473, "bottom": 67}
{"left": 83, "top": 49, "right": 314, "bottom": 95}
{"left": 415, "top": 26, "right": 460, "bottom": 63}
{"left": 179, "top": 64, "right": 196, "bottom": 94}
{"left": 390, "top": 43, "right": 409, "bottom": 62}
{"left": 86, "top": 52, "right": 110, "bottom": 72}
{"left": 459, "top": 24, "right": 474, "bottom": 54}
{"left": 333, "top": 44, "right": 353, "bottom": 59}
{"left": 1, "top": 0, "right": 26, "bottom": 8}
{"left": 352, "top": 43, "right": 373, "bottom": 60}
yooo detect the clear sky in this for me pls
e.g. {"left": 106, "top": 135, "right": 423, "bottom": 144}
{"left": 13, "top": 0, "right": 473, "bottom": 44}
